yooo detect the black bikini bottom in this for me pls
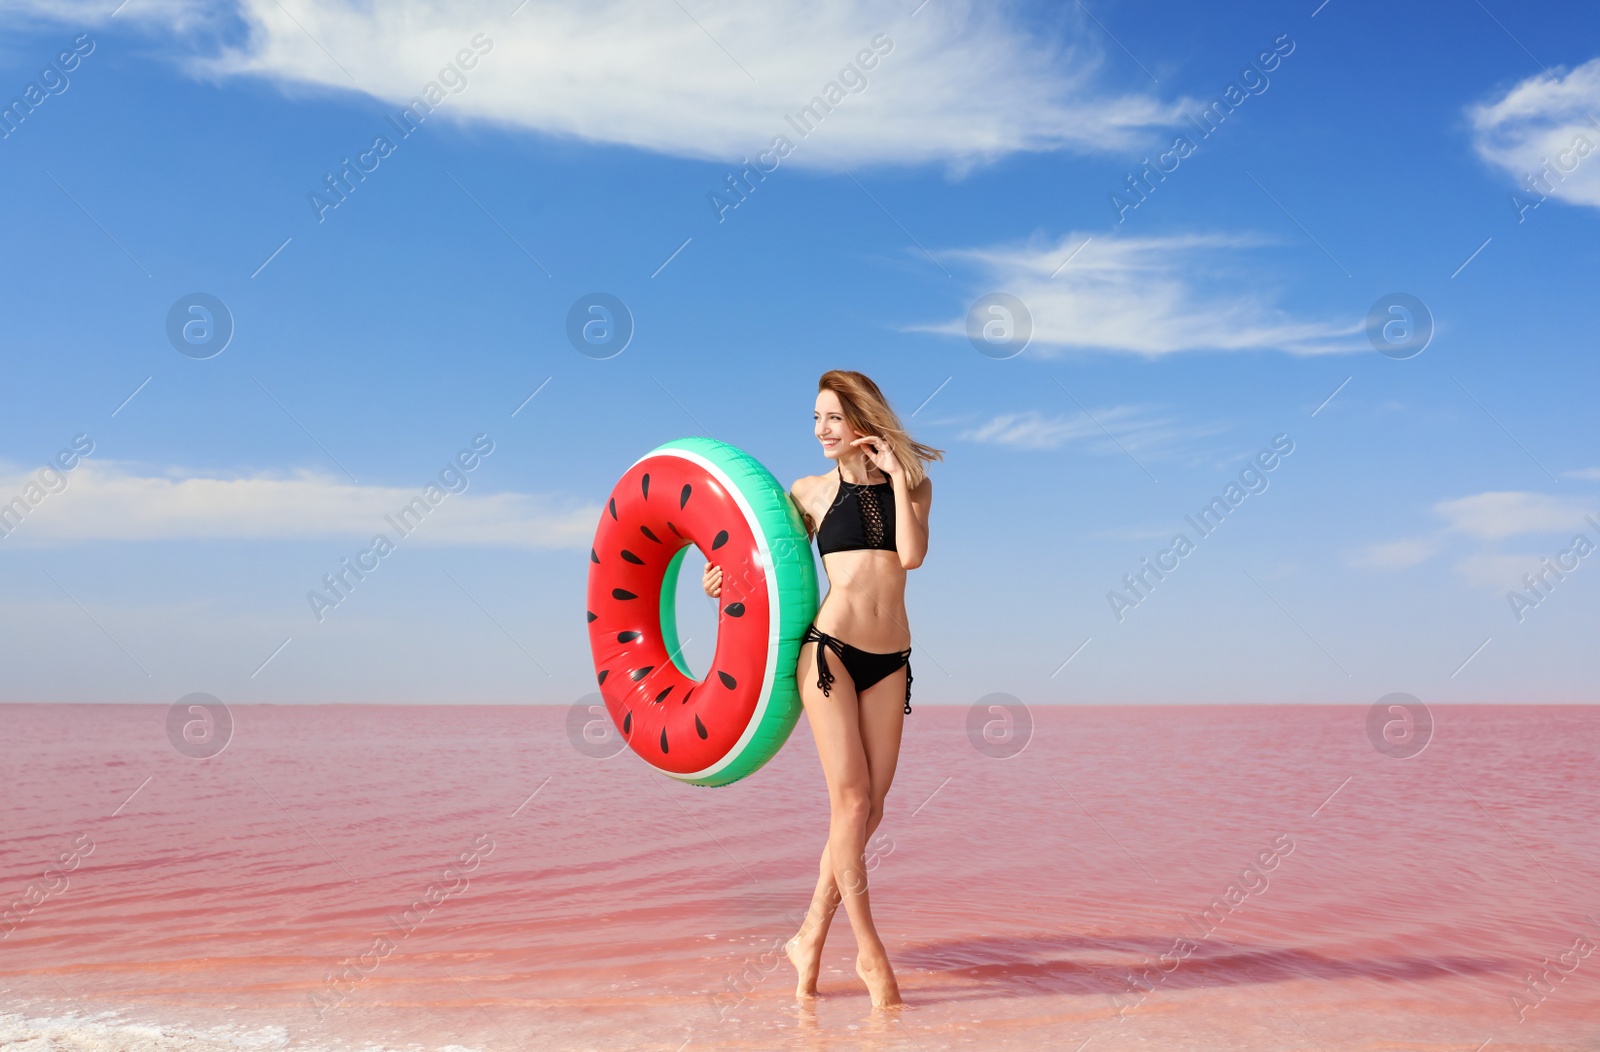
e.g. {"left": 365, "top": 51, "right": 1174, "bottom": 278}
{"left": 801, "top": 624, "right": 913, "bottom": 715}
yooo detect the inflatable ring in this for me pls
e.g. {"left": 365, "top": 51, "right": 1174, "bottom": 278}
{"left": 586, "top": 437, "right": 819, "bottom": 786}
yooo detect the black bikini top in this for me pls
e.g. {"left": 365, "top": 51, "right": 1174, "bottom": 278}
{"left": 816, "top": 464, "right": 897, "bottom": 557}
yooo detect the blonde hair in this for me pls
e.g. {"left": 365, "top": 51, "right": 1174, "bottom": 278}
{"left": 817, "top": 369, "right": 944, "bottom": 490}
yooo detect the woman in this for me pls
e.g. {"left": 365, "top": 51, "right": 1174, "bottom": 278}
{"left": 703, "top": 369, "right": 942, "bottom": 1008}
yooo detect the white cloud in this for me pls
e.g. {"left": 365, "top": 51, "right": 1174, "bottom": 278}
{"left": 0, "top": 461, "right": 595, "bottom": 547}
{"left": 1467, "top": 56, "right": 1600, "bottom": 212}
{"left": 8, "top": 0, "right": 1192, "bottom": 171}
{"left": 1346, "top": 537, "right": 1439, "bottom": 570}
{"left": 911, "top": 231, "right": 1362, "bottom": 356}
{"left": 1562, "top": 467, "right": 1600, "bottom": 480}
{"left": 1434, "top": 491, "right": 1595, "bottom": 541}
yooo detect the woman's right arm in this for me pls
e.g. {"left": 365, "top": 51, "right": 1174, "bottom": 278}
{"left": 789, "top": 477, "right": 817, "bottom": 540}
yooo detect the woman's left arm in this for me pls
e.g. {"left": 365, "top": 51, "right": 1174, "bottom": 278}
{"left": 852, "top": 434, "right": 933, "bottom": 569}
{"left": 892, "top": 474, "right": 932, "bottom": 570}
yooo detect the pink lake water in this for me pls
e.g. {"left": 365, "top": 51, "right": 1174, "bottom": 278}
{"left": 1, "top": 703, "right": 1597, "bottom": 1052}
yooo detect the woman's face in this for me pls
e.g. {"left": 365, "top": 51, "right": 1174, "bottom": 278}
{"left": 813, "top": 390, "right": 859, "bottom": 460}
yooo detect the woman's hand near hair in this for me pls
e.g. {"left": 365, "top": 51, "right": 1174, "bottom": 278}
{"left": 851, "top": 435, "right": 903, "bottom": 481}
{"left": 701, "top": 562, "right": 722, "bottom": 598}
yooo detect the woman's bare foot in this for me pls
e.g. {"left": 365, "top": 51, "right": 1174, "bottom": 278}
{"left": 855, "top": 951, "right": 903, "bottom": 1008}
{"left": 785, "top": 929, "right": 825, "bottom": 999}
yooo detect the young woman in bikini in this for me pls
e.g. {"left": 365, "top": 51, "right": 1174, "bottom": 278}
{"left": 702, "top": 369, "right": 942, "bottom": 1008}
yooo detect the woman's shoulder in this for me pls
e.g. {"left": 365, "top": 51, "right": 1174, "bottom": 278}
{"left": 788, "top": 474, "right": 825, "bottom": 537}
{"left": 789, "top": 472, "right": 828, "bottom": 498}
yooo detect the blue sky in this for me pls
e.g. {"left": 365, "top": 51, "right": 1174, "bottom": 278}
{"left": 1, "top": 0, "right": 1597, "bottom": 708}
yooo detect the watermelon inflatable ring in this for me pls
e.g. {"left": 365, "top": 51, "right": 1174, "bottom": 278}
{"left": 585, "top": 437, "right": 819, "bottom": 786}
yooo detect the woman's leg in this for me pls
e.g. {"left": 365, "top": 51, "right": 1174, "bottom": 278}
{"left": 793, "top": 662, "right": 907, "bottom": 960}
{"left": 785, "top": 637, "right": 864, "bottom": 998}
{"left": 787, "top": 806, "right": 889, "bottom": 997}
{"left": 843, "top": 665, "right": 906, "bottom": 1006}
{"left": 785, "top": 645, "right": 906, "bottom": 1005}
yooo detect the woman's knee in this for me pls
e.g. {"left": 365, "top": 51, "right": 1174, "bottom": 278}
{"left": 829, "top": 786, "right": 872, "bottom": 828}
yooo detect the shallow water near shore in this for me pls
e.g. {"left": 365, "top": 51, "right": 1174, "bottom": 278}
{"left": 2, "top": 703, "right": 1597, "bottom": 1051}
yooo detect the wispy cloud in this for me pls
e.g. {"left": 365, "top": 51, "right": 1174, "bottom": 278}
{"left": 1434, "top": 491, "right": 1595, "bottom": 541}
{"left": 1346, "top": 490, "right": 1599, "bottom": 584}
{"left": 910, "top": 231, "right": 1362, "bottom": 356}
{"left": 961, "top": 409, "right": 1111, "bottom": 451}
{"left": 958, "top": 405, "right": 1225, "bottom": 457}
{"left": 1467, "top": 56, "right": 1600, "bottom": 212}
{"left": 0, "top": 461, "right": 595, "bottom": 547}
{"left": 11, "top": 0, "right": 1193, "bottom": 171}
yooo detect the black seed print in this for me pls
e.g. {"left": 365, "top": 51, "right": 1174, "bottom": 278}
{"left": 622, "top": 710, "right": 631, "bottom": 734}
{"left": 630, "top": 665, "right": 654, "bottom": 681}
{"left": 681, "top": 687, "right": 695, "bottom": 705}
{"left": 655, "top": 685, "right": 673, "bottom": 703}
{"left": 590, "top": 548, "right": 600, "bottom": 563}
{"left": 613, "top": 588, "right": 638, "bottom": 600}
{"left": 598, "top": 669, "right": 609, "bottom": 685}
{"left": 718, "top": 671, "right": 737, "bottom": 689}
{"left": 667, "top": 521, "right": 682, "bottom": 537}
{"left": 617, "top": 631, "right": 641, "bottom": 643}
{"left": 621, "top": 550, "right": 644, "bottom": 565}
{"left": 608, "top": 498, "right": 617, "bottom": 520}
{"left": 712, "top": 530, "right": 729, "bottom": 550}
{"left": 659, "top": 727, "right": 669, "bottom": 753}
{"left": 642, "top": 473, "right": 650, "bottom": 500}
{"left": 680, "top": 483, "right": 692, "bottom": 509}
{"left": 586, "top": 611, "right": 597, "bottom": 623}
{"left": 725, "top": 603, "right": 745, "bottom": 617}
{"left": 640, "top": 525, "right": 661, "bottom": 543}
{"left": 695, "top": 714, "right": 708, "bottom": 739}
